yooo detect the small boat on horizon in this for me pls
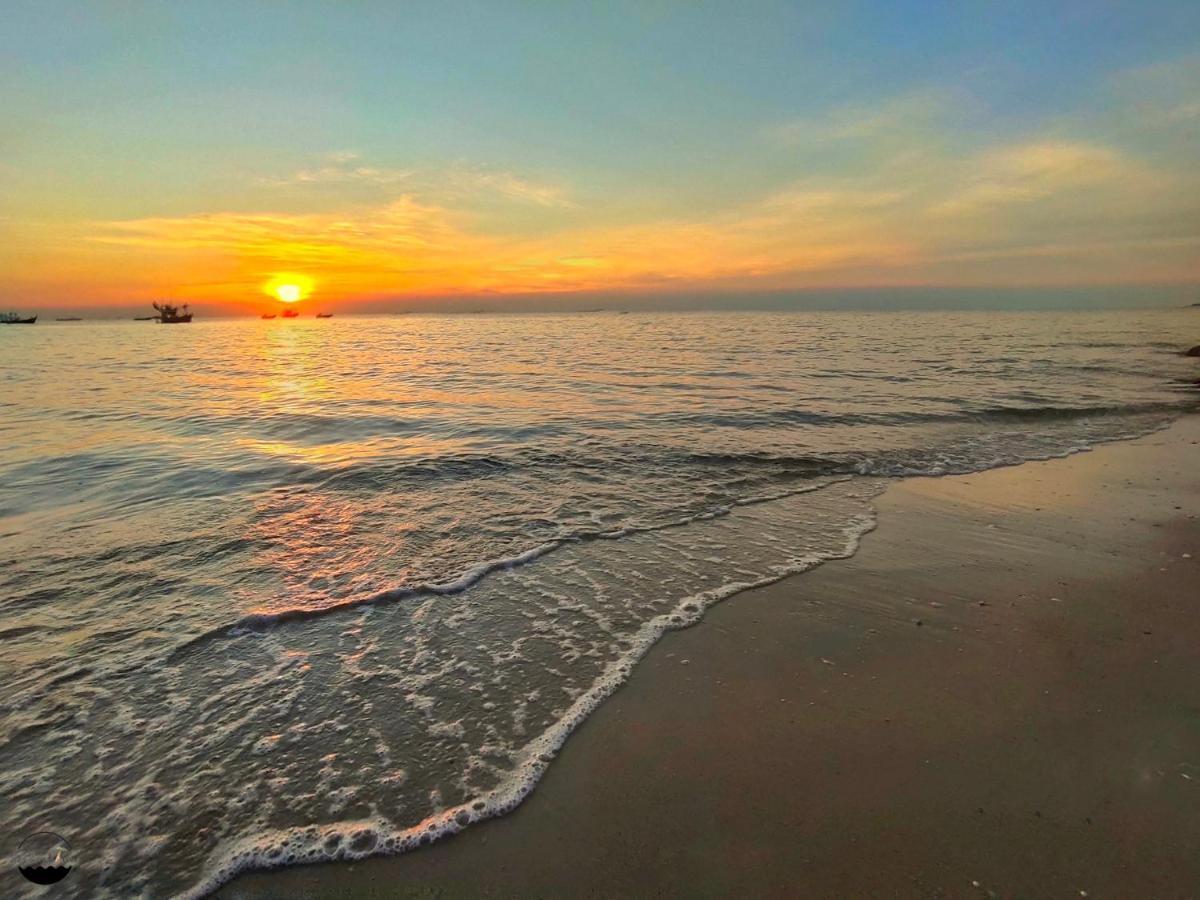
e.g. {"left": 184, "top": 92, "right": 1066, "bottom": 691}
{"left": 315, "top": 312, "right": 333, "bottom": 318}
{"left": 56, "top": 317, "right": 83, "bottom": 322}
{"left": 261, "top": 313, "right": 277, "bottom": 319}
{"left": 280, "top": 307, "right": 299, "bottom": 318}
{"left": 1, "top": 312, "right": 37, "bottom": 324}
{"left": 152, "top": 301, "right": 192, "bottom": 323}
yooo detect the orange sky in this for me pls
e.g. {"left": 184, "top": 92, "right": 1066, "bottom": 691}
{"left": 2, "top": 7, "right": 1198, "bottom": 312}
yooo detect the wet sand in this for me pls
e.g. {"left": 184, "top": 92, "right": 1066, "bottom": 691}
{"left": 220, "top": 416, "right": 1200, "bottom": 899}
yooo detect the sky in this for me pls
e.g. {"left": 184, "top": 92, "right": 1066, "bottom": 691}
{"left": 1, "top": 1, "right": 1198, "bottom": 313}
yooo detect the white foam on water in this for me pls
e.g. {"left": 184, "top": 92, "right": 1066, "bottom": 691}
{"left": 177, "top": 477, "right": 851, "bottom": 648}
{"left": 183, "top": 491, "right": 881, "bottom": 899}
{"left": 178, "top": 415, "right": 1187, "bottom": 899}
{"left": 0, "top": 406, "right": 1190, "bottom": 899}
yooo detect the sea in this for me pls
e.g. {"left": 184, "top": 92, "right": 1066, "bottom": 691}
{"left": 1, "top": 310, "right": 1196, "bottom": 897}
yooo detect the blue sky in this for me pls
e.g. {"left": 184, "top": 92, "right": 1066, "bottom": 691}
{"left": 2, "top": 1, "right": 1198, "bottom": 308}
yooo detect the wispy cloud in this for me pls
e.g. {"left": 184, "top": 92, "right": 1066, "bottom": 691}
{"left": 753, "top": 69, "right": 1200, "bottom": 286}
{"left": 928, "top": 140, "right": 1154, "bottom": 217}
{"left": 80, "top": 124, "right": 1197, "bottom": 303}
{"left": 762, "top": 185, "right": 911, "bottom": 214}
{"left": 257, "top": 154, "right": 574, "bottom": 209}
{"left": 83, "top": 177, "right": 925, "bottom": 302}
{"left": 765, "top": 88, "right": 970, "bottom": 147}
{"left": 1111, "top": 54, "right": 1200, "bottom": 129}
{"left": 256, "top": 155, "right": 414, "bottom": 188}
{"left": 22, "top": 60, "right": 1200, "bottom": 307}
{"left": 444, "top": 166, "right": 575, "bottom": 208}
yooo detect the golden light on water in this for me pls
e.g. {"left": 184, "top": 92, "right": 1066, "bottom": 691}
{"left": 264, "top": 273, "right": 315, "bottom": 304}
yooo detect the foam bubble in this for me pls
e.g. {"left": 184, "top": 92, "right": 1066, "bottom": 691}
{"left": 179, "top": 482, "right": 884, "bottom": 898}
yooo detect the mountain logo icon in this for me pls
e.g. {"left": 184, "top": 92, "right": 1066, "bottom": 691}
{"left": 16, "top": 831, "right": 73, "bottom": 885}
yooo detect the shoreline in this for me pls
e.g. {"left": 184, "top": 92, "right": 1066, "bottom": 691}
{"left": 220, "top": 416, "right": 1200, "bottom": 899}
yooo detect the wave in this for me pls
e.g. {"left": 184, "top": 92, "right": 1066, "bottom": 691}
{"left": 183, "top": 493, "right": 883, "bottom": 900}
{"left": 181, "top": 410, "right": 1195, "bottom": 899}
{"left": 160, "top": 400, "right": 1196, "bottom": 662}
{"left": 168, "top": 478, "right": 849, "bottom": 657}
{"left": 659, "top": 398, "right": 1192, "bottom": 430}
{"left": 6, "top": 398, "right": 1191, "bottom": 516}
{"left": 6, "top": 311, "right": 1198, "bottom": 899}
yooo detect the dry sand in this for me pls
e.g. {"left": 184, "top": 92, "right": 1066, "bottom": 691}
{"left": 220, "top": 416, "right": 1200, "bottom": 900}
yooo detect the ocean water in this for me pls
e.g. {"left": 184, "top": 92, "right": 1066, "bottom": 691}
{"left": 1, "top": 310, "right": 1196, "bottom": 897}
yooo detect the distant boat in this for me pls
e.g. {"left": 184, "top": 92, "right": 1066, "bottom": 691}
{"left": 152, "top": 301, "right": 192, "bottom": 323}
{"left": 261, "top": 313, "right": 277, "bottom": 319}
{"left": 56, "top": 317, "right": 83, "bottom": 322}
{"left": 0, "top": 312, "right": 37, "bottom": 324}
{"left": 280, "top": 308, "right": 299, "bottom": 318}
{"left": 315, "top": 313, "right": 333, "bottom": 318}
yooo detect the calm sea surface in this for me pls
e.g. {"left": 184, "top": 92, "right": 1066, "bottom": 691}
{"left": 1, "top": 310, "right": 1196, "bottom": 896}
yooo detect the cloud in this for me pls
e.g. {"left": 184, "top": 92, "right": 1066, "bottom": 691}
{"left": 762, "top": 185, "right": 910, "bottom": 215}
{"left": 765, "top": 88, "right": 969, "bottom": 147}
{"left": 445, "top": 167, "right": 574, "bottom": 208}
{"left": 1110, "top": 54, "right": 1200, "bottom": 129}
{"left": 83, "top": 178, "right": 919, "bottom": 301}
{"left": 928, "top": 140, "right": 1153, "bottom": 217}
{"left": 258, "top": 154, "right": 573, "bottom": 209}
{"left": 257, "top": 160, "right": 413, "bottom": 188}
{"left": 87, "top": 194, "right": 582, "bottom": 297}
{"left": 29, "top": 65, "right": 1200, "bottom": 307}
{"left": 80, "top": 122, "right": 1196, "bottom": 303}
{"left": 95, "top": 196, "right": 466, "bottom": 262}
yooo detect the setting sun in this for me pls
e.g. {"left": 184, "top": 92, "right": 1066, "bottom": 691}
{"left": 263, "top": 273, "right": 315, "bottom": 305}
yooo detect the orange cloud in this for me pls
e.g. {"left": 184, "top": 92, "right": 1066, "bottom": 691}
{"left": 76, "top": 188, "right": 918, "bottom": 307}
{"left": 8, "top": 102, "right": 1197, "bottom": 311}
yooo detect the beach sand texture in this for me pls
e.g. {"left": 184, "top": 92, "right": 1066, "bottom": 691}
{"left": 222, "top": 415, "right": 1200, "bottom": 899}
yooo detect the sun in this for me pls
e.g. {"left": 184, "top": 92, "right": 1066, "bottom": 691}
{"left": 275, "top": 283, "right": 302, "bottom": 303}
{"left": 263, "top": 273, "right": 315, "bottom": 304}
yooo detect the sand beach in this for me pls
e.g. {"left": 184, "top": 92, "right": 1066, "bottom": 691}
{"left": 221, "top": 416, "right": 1200, "bottom": 899}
